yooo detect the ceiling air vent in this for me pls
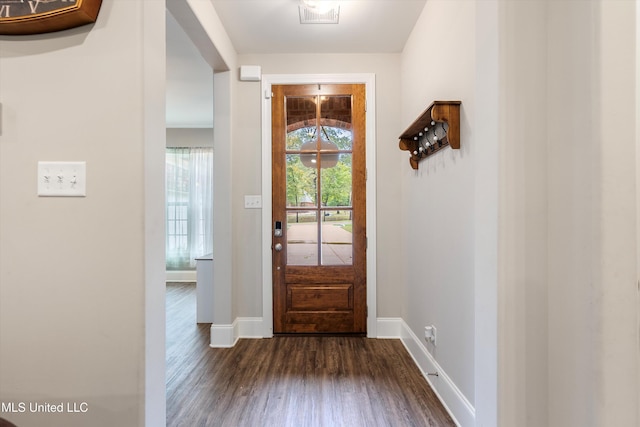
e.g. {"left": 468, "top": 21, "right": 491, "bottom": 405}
{"left": 298, "top": 4, "right": 340, "bottom": 24}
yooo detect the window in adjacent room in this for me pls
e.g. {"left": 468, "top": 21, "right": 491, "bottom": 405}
{"left": 165, "top": 147, "right": 213, "bottom": 270}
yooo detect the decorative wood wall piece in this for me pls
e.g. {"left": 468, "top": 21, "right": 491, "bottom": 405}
{"left": 0, "top": 0, "right": 102, "bottom": 35}
{"left": 399, "top": 101, "right": 461, "bottom": 170}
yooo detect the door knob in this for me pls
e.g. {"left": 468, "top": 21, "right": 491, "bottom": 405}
{"left": 274, "top": 243, "right": 283, "bottom": 251}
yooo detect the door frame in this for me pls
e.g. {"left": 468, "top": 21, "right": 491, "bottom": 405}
{"left": 261, "top": 73, "right": 377, "bottom": 338}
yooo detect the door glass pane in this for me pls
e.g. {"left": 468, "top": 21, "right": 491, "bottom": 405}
{"left": 321, "top": 210, "right": 353, "bottom": 265}
{"left": 283, "top": 93, "right": 356, "bottom": 267}
{"left": 287, "top": 211, "right": 318, "bottom": 265}
{"left": 285, "top": 96, "right": 317, "bottom": 150}
{"left": 288, "top": 126, "right": 317, "bottom": 151}
{"left": 320, "top": 153, "right": 352, "bottom": 208}
{"left": 286, "top": 154, "right": 317, "bottom": 208}
{"left": 320, "top": 95, "right": 353, "bottom": 150}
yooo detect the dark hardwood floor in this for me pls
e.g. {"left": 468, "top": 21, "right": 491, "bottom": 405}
{"left": 166, "top": 282, "right": 455, "bottom": 427}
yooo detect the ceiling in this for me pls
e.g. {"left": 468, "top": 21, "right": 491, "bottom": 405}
{"left": 166, "top": 0, "right": 427, "bottom": 127}
{"left": 210, "top": 0, "right": 427, "bottom": 54}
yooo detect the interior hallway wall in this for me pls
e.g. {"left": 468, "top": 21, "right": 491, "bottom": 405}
{"left": 400, "top": 2, "right": 639, "bottom": 426}
{"left": 399, "top": 0, "right": 476, "bottom": 412}
{"left": 499, "top": 1, "right": 639, "bottom": 426}
{"left": 499, "top": 1, "right": 549, "bottom": 425}
{"left": 166, "top": 128, "right": 214, "bottom": 148}
{"left": 546, "top": 1, "right": 638, "bottom": 426}
{"left": 0, "top": 1, "right": 166, "bottom": 426}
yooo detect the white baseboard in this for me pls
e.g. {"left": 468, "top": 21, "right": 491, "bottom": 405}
{"left": 376, "top": 317, "right": 403, "bottom": 338}
{"left": 166, "top": 270, "right": 197, "bottom": 282}
{"left": 234, "top": 317, "right": 264, "bottom": 339}
{"left": 209, "top": 324, "right": 236, "bottom": 348}
{"left": 210, "top": 318, "right": 264, "bottom": 348}
{"left": 399, "top": 320, "right": 475, "bottom": 427}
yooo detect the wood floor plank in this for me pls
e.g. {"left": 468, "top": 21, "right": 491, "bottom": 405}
{"left": 166, "top": 283, "right": 455, "bottom": 427}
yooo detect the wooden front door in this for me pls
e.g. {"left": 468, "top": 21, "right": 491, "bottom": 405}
{"left": 272, "top": 83, "right": 367, "bottom": 334}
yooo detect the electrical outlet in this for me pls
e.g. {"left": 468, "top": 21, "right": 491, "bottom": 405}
{"left": 424, "top": 325, "right": 437, "bottom": 345}
{"left": 38, "top": 161, "right": 86, "bottom": 197}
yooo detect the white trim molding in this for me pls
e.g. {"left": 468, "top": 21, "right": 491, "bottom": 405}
{"left": 210, "top": 324, "right": 235, "bottom": 348}
{"left": 234, "top": 317, "right": 264, "bottom": 339}
{"left": 165, "top": 270, "right": 197, "bottom": 282}
{"left": 260, "top": 73, "right": 378, "bottom": 338}
{"left": 376, "top": 317, "right": 403, "bottom": 338}
{"left": 399, "top": 320, "right": 475, "bottom": 427}
{"left": 210, "top": 318, "right": 265, "bottom": 348}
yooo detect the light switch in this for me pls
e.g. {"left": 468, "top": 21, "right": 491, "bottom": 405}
{"left": 244, "top": 195, "right": 262, "bottom": 209}
{"left": 38, "top": 161, "right": 86, "bottom": 197}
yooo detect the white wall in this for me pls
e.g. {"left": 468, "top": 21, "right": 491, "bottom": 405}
{"left": 499, "top": 1, "right": 639, "bottom": 426}
{"left": 143, "top": 3, "right": 167, "bottom": 425}
{"left": 233, "top": 53, "right": 403, "bottom": 319}
{"left": 166, "top": 128, "right": 213, "bottom": 148}
{"left": 402, "top": 3, "right": 639, "bottom": 426}
{"left": 399, "top": 0, "right": 476, "bottom": 415}
{"left": 0, "top": 1, "right": 165, "bottom": 426}
{"left": 474, "top": 1, "right": 500, "bottom": 425}
{"left": 499, "top": 1, "right": 548, "bottom": 425}
{"left": 589, "top": 4, "right": 638, "bottom": 424}
{"left": 546, "top": 1, "right": 638, "bottom": 426}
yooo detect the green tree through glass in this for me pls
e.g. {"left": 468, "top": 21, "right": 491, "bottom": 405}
{"left": 286, "top": 126, "right": 353, "bottom": 210}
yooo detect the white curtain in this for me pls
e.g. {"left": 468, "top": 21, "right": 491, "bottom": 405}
{"left": 166, "top": 147, "right": 213, "bottom": 270}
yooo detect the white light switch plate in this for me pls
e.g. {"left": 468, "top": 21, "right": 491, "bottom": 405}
{"left": 244, "top": 195, "right": 262, "bottom": 209}
{"left": 38, "top": 161, "right": 86, "bottom": 197}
